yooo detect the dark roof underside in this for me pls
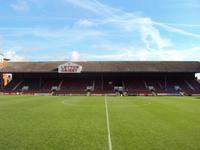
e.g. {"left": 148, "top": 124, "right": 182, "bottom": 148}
{"left": 0, "top": 61, "right": 200, "bottom": 73}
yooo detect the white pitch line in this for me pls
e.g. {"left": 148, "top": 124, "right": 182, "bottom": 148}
{"left": 104, "top": 95, "right": 113, "bottom": 150}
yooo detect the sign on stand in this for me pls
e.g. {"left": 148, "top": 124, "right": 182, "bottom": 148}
{"left": 58, "top": 62, "right": 82, "bottom": 73}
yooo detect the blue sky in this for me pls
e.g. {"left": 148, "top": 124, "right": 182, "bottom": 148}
{"left": 0, "top": 0, "right": 200, "bottom": 61}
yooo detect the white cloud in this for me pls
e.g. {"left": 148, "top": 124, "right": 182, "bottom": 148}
{"left": 0, "top": 27, "right": 103, "bottom": 44}
{"left": 0, "top": 37, "right": 5, "bottom": 47}
{"left": 65, "top": 0, "right": 200, "bottom": 50}
{"left": 82, "top": 44, "right": 200, "bottom": 61}
{"left": 158, "top": 22, "right": 200, "bottom": 28}
{"left": 64, "top": 0, "right": 117, "bottom": 16}
{"left": 4, "top": 50, "right": 27, "bottom": 61}
{"left": 71, "top": 51, "right": 80, "bottom": 61}
{"left": 63, "top": 0, "right": 200, "bottom": 62}
{"left": 11, "top": 0, "right": 30, "bottom": 11}
{"left": 65, "top": 0, "right": 172, "bottom": 50}
{"left": 154, "top": 22, "right": 200, "bottom": 39}
{"left": 75, "top": 19, "right": 97, "bottom": 28}
{"left": 138, "top": 18, "right": 172, "bottom": 50}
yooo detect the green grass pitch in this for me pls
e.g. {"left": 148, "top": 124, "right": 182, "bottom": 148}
{"left": 0, "top": 96, "right": 200, "bottom": 150}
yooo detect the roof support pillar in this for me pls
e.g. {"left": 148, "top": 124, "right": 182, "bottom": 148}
{"left": 101, "top": 75, "right": 104, "bottom": 91}
{"left": 164, "top": 76, "right": 167, "bottom": 90}
{"left": 39, "top": 78, "right": 42, "bottom": 89}
{"left": 0, "top": 73, "right": 3, "bottom": 90}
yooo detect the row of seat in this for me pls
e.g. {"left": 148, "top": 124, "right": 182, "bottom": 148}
{"left": 1, "top": 78, "right": 200, "bottom": 95}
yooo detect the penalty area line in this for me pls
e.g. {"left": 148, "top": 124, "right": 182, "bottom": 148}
{"left": 104, "top": 95, "right": 113, "bottom": 150}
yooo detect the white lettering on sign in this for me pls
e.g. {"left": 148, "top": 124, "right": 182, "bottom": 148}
{"left": 58, "top": 62, "right": 82, "bottom": 73}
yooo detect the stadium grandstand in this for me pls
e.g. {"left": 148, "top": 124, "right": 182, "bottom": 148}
{"left": 1, "top": 58, "right": 200, "bottom": 96}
